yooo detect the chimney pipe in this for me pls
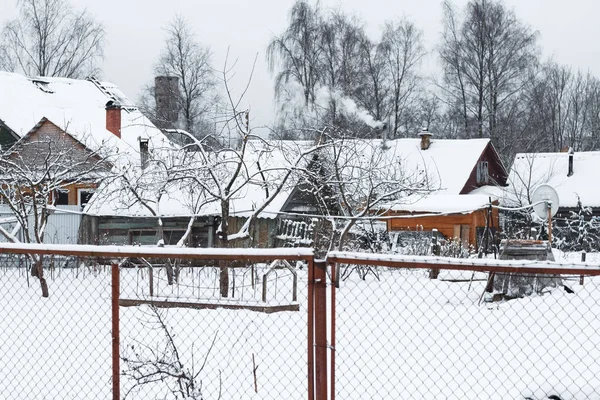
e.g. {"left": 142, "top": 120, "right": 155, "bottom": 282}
{"left": 568, "top": 147, "right": 574, "bottom": 177}
{"left": 418, "top": 128, "right": 432, "bottom": 150}
{"left": 105, "top": 101, "right": 121, "bottom": 138}
{"left": 139, "top": 137, "right": 149, "bottom": 169}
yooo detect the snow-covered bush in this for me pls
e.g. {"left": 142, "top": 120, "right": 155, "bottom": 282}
{"left": 439, "top": 238, "right": 471, "bottom": 258}
{"left": 553, "top": 203, "right": 600, "bottom": 252}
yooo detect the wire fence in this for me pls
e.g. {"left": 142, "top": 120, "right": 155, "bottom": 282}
{"left": 2, "top": 244, "right": 600, "bottom": 400}
{"left": 0, "top": 246, "right": 314, "bottom": 400}
{"left": 327, "top": 252, "right": 600, "bottom": 400}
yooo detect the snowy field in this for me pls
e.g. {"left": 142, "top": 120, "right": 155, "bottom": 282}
{"left": 0, "top": 253, "right": 599, "bottom": 399}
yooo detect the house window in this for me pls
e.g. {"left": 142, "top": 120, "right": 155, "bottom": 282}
{"left": 476, "top": 161, "right": 489, "bottom": 184}
{"left": 55, "top": 190, "right": 69, "bottom": 205}
{"left": 129, "top": 229, "right": 187, "bottom": 246}
{"left": 78, "top": 189, "right": 95, "bottom": 208}
{"left": 453, "top": 224, "right": 470, "bottom": 248}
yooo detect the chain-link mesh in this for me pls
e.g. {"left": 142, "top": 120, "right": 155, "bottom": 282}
{"left": 0, "top": 252, "right": 310, "bottom": 399}
{"left": 332, "top": 264, "right": 600, "bottom": 400}
{"left": 0, "top": 254, "right": 112, "bottom": 399}
{"left": 119, "top": 258, "right": 308, "bottom": 400}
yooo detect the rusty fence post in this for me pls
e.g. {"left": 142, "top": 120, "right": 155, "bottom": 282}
{"left": 580, "top": 251, "right": 586, "bottom": 285}
{"left": 307, "top": 258, "right": 315, "bottom": 400}
{"left": 330, "top": 261, "right": 337, "bottom": 400}
{"left": 111, "top": 263, "right": 120, "bottom": 400}
{"left": 314, "top": 260, "right": 328, "bottom": 400}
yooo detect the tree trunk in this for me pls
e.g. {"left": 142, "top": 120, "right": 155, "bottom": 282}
{"left": 32, "top": 257, "right": 49, "bottom": 298}
{"left": 165, "top": 259, "right": 174, "bottom": 285}
{"left": 218, "top": 202, "right": 230, "bottom": 298}
{"left": 219, "top": 262, "right": 229, "bottom": 298}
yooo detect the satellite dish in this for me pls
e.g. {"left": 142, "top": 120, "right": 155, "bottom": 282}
{"left": 531, "top": 184, "right": 559, "bottom": 220}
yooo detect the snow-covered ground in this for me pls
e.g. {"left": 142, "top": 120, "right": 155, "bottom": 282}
{"left": 1, "top": 253, "right": 599, "bottom": 399}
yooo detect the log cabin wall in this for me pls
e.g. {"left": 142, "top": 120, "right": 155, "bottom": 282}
{"left": 226, "top": 216, "right": 278, "bottom": 248}
{"left": 387, "top": 207, "right": 499, "bottom": 247}
{"left": 80, "top": 216, "right": 214, "bottom": 247}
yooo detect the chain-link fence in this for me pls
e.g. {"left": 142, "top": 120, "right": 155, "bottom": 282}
{"left": 3, "top": 244, "right": 600, "bottom": 400}
{"left": 0, "top": 253, "right": 112, "bottom": 399}
{"left": 327, "top": 252, "right": 600, "bottom": 400}
{"left": 0, "top": 245, "right": 314, "bottom": 400}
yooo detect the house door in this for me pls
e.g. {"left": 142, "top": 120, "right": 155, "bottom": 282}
{"left": 453, "top": 224, "right": 470, "bottom": 248}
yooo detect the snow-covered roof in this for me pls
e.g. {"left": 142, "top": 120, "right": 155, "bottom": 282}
{"left": 0, "top": 71, "right": 173, "bottom": 164}
{"left": 85, "top": 139, "right": 317, "bottom": 219}
{"left": 355, "top": 138, "right": 492, "bottom": 195}
{"left": 507, "top": 151, "right": 600, "bottom": 208}
{"left": 85, "top": 136, "right": 497, "bottom": 219}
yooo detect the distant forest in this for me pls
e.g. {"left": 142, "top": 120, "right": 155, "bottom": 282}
{"left": 265, "top": 0, "right": 600, "bottom": 163}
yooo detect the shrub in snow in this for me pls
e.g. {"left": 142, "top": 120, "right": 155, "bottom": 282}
{"left": 552, "top": 199, "right": 600, "bottom": 252}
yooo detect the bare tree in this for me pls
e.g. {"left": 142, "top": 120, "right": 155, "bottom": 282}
{"left": 149, "top": 15, "right": 218, "bottom": 138}
{"left": 268, "top": 2, "right": 426, "bottom": 139}
{"left": 316, "top": 11, "right": 365, "bottom": 125}
{"left": 122, "top": 305, "right": 218, "bottom": 400}
{"left": 267, "top": 0, "right": 323, "bottom": 107}
{"left": 379, "top": 18, "right": 425, "bottom": 137}
{"left": 0, "top": 0, "right": 105, "bottom": 78}
{"left": 0, "top": 126, "right": 111, "bottom": 297}
{"left": 439, "top": 0, "right": 538, "bottom": 140}
{"left": 299, "top": 132, "right": 432, "bottom": 258}
{"left": 101, "top": 141, "right": 212, "bottom": 284}
{"left": 354, "top": 33, "right": 388, "bottom": 125}
{"left": 522, "top": 61, "right": 600, "bottom": 153}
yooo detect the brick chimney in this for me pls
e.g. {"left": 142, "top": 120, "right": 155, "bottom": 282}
{"left": 105, "top": 100, "right": 121, "bottom": 138}
{"left": 418, "top": 128, "right": 432, "bottom": 150}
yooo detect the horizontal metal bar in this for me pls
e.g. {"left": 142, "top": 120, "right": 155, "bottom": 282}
{"left": 327, "top": 252, "right": 600, "bottom": 276}
{"left": 0, "top": 243, "right": 314, "bottom": 262}
{"left": 119, "top": 299, "right": 299, "bottom": 313}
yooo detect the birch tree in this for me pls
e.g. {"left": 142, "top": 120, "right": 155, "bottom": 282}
{"left": 379, "top": 19, "right": 425, "bottom": 137}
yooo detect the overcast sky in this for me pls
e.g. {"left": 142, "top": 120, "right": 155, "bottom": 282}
{"left": 1, "top": 0, "right": 598, "bottom": 130}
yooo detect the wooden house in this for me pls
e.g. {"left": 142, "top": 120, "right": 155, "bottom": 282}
{"left": 381, "top": 132, "right": 508, "bottom": 248}
{"left": 0, "top": 72, "right": 174, "bottom": 244}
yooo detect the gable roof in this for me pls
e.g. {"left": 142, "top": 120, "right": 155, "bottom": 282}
{"left": 347, "top": 137, "right": 499, "bottom": 195}
{"left": 0, "top": 71, "right": 174, "bottom": 166}
{"left": 508, "top": 151, "right": 600, "bottom": 209}
{"left": 85, "top": 136, "right": 505, "bottom": 219}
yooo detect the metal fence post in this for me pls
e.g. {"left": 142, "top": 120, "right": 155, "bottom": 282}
{"left": 314, "top": 260, "right": 328, "bottom": 400}
{"left": 330, "top": 261, "right": 337, "bottom": 400}
{"left": 307, "top": 258, "right": 315, "bottom": 400}
{"left": 111, "top": 263, "right": 120, "bottom": 400}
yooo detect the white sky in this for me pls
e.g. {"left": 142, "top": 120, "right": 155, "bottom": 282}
{"left": 1, "top": 0, "right": 598, "bottom": 131}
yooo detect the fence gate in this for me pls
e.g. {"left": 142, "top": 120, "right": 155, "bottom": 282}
{"left": 0, "top": 244, "right": 314, "bottom": 400}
